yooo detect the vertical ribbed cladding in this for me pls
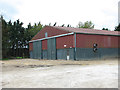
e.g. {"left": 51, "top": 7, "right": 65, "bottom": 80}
{"left": 31, "top": 26, "right": 69, "bottom": 41}
{"left": 42, "top": 39, "right": 48, "bottom": 59}
{"left": 56, "top": 34, "right": 75, "bottom": 60}
{"left": 75, "top": 33, "right": 119, "bottom": 60}
{"left": 76, "top": 34, "right": 119, "bottom": 48}
{"left": 29, "top": 42, "right": 33, "bottom": 51}
{"left": 32, "top": 40, "right": 42, "bottom": 59}
{"left": 47, "top": 38, "right": 56, "bottom": 60}
{"left": 42, "top": 39, "right": 47, "bottom": 50}
{"left": 74, "top": 33, "right": 76, "bottom": 60}
{"left": 29, "top": 42, "right": 33, "bottom": 58}
{"left": 56, "top": 35, "right": 74, "bottom": 49}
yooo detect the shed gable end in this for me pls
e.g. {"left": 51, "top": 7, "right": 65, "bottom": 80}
{"left": 31, "top": 26, "right": 70, "bottom": 41}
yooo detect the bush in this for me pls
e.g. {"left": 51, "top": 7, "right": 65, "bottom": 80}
{"left": 16, "top": 57, "right": 23, "bottom": 59}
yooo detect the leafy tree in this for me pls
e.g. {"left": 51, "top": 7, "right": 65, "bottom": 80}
{"left": 115, "top": 24, "right": 120, "bottom": 31}
{"left": 27, "top": 23, "right": 32, "bottom": 29}
{"left": 61, "top": 24, "right": 65, "bottom": 27}
{"left": 67, "top": 24, "right": 70, "bottom": 27}
{"left": 49, "top": 23, "right": 51, "bottom": 26}
{"left": 77, "top": 21, "right": 94, "bottom": 29}
{"left": 24, "top": 23, "right": 33, "bottom": 45}
{"left": 53, "top": 22, "right": 57, "bottom": 26}
{"left": 2, "top": 15, "right": 44, "bottom": 58}
{"left": 27, "top": 22, "right": 43, "bottom": 40}
{"left": 102, "top": 28, "right": 108, "bottom": 30}
{"left": 2, "top": 16, "right": 10, "bottom": 58}
{"left": 8, "top": 19, "right": 25, "bottom": 57}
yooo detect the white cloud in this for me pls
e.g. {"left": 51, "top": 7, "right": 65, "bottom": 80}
{"left": 1, "top": 0, "right": 119, "bottom": 30}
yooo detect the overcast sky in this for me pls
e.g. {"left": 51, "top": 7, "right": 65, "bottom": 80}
{"left": 0, "top": 0, "right": 119, "bottom": 30}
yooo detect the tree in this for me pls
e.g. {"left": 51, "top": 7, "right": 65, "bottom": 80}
{"left": 49, "top": 23, "right": 51, "bottom": 26}
{"left": 2, "top": 15, "right": 44, "bottom": 58}
{"left": 2, "top": 16, "right": 10, "bottom": 58}
{"left": 27, "top": 22, "right": 43, "bottom": 40}
{"left": 67, "top": 24, "right": 71, "bottom": 27}
{"left": 102, "top": 28, "right": 108, "bottom": 30}
{"left": 61, "top": 24, "right": 65, "bottom": 27}
{"left": 77, "top": 21, "right": 94, "bottom": 29}
{"left": 8, "top": 19, "right": 25, "bottom": 57}
{"left": 115, "top": 24, "right": 120, "bottom": 31}
{"left": 53, "top": 22, "right": 57, "bottom": 26}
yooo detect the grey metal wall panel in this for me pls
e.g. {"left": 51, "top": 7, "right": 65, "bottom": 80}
{"left": 57, "top": 48, "right": 74, "bottom": 60}
{"left": 37, "top": 41, "right": 42, "bottom": 59}
{"left": 75, "top": 48, "right": 119, "bottom": 60}
{"left": 69, "top": 48, "right": 75, "bottom": 60}
{"left": 43, "top": 50, "right": 47, "bottom": 59}
{"left": 51, "top": 38, "right": 56, "bottom": 59}
{"left": 33, "top": 41, "right": 42, "bottom": 59}
{"left": 47, "top": 39, "right": 51, "bottom": 59}
{"left": 76, "top": 48, "right": 101, "bottom": 60}
{"left": 33, "top": 42, "right": 36, "bottom": 59}
{"left": 47, "top": 38, "right": 56, "bottom": 60}
{"left": 57, "top": 49, "right": 66, "bottom": 60}
{"left": 100, "top": 48, "right": 118, "bottom": 59}
{"left": 30, "top": 51, "right": 33, "bottom": 58}
{"left": 36, "top": 41, "right": 39, "bottom": 58}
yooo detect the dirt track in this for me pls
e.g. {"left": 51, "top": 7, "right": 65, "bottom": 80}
{"left": 1, "top": 59, "right": 118, "bottom": 88}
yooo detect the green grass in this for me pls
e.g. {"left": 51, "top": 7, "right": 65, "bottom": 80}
{"left": 2, "top": 57, "right": 23, "bottom": 60}
{"left": 2, "top": 58, "right": 10, "bottom": 60}
{"left": 16, "top": 57, "right": 23, "bottom": 59}
{"left": 2, "top": 56, "right": 29, "bottom": 60}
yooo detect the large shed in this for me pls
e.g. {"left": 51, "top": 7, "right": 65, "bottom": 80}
{"left": 29, "top": 26, "right": 120, "bottom": 60}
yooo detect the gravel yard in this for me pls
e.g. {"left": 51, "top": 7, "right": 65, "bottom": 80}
{"left": 1, "top": 59, "right": 118, "bottom": 88}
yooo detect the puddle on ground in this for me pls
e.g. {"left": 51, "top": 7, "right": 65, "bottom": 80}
{"left": 61, "top": 64, "right": 89, "bottom": 65}
{"left": 14, "top": 65, "right": 54, "bottom": 68}
{"left": 14, "top": 64, "right": 90, "bottom": 68}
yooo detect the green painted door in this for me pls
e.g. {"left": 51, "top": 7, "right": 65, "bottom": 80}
{"left": 47, "top": 38, "right": 56, "bottom": 60}
{"left": 33, "top": 41, "right": 42, "bottom": 59}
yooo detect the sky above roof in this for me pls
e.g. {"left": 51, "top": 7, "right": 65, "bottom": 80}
{"left": 0, "top": 0, "right": 119, "bottom": 30}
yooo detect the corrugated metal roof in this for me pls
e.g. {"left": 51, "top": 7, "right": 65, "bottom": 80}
{"left": 52, "top": 26, "right": 120, "bottom": 36}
